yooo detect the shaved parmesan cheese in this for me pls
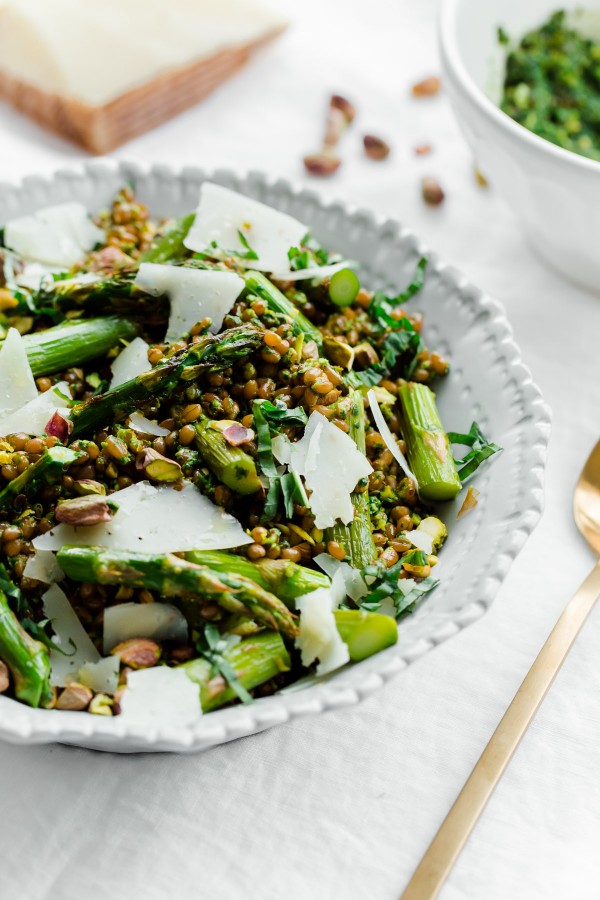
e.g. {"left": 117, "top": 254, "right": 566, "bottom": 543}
{"left": 4, "top": 203, "right": 104, "bottom": 267}
{"left": 42, "top": 584, "right": 100, "bottom": 686}
{"left": 135, "top": 263, "right": 244, "bottom": 341}
{"left": 406, "top": 529, "right": 433, "bottom": 555}
{"left": 128, "top": 412, "right": 169, "bottom": 437}
{"left": 119, "top": 667, "right": 201, "bottom": 726}
{"left": 110, "top": 337, "right": 150, "bottom": 388}
{"left": 289, "top": 412, "right": 372, "bottom": 529}
{"left": 270, "top": 260, "right": 354, "bottom": 282}
{"left": 367, "top": 389, "right": 418, "bottom": 487}
{"left": 0, "top": 327, "right": 37, "bottom": 414}
{"left": 0, "top": 381, "right": 71, "bottom": 437}
{"left": 295, "top": 587, "right": 350, "bottom": 676}
{"left": 78, "top": 656, "right": 120, "bottom": 694}
{"left": 271, "top": 433, "right": 291, "bottom": 465}
{"left": 314, "top": 552, "right": 368, "bottom": 603}
{"left": 23, "top": 549, "right": 63, "bottom": 584}
{"left": 183, "top": 182, "right": 307, "bottom": 273}
{"left": 33, "top": 481, "right": 251, "bottom": 553}
{"left": 103, "top": 602, "right": 188, "bottom": 654}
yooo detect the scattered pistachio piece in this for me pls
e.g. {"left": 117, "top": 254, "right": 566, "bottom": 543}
{"left": 0, "top": 659, "right": 9, "bottom": 693}
{"left": 55, "top": 494, "right": 115, "bottom": 526}
{"left": 89, "top": 693, "right": 114, "bottom": 716}
{"left": 414, "top": 143, "right": 433, "bottom": 156}
{"left": 412, "top": 75, "right": 441, "bottom": 97}
{"left": 110, "top": 638, "right": 161, "bottom": 670}
{"left": 135, "top": 447, "right": 182, "bottom": 483}
{"left": 323, "top": 335, "right": 355, "bottom": 370}
{"left": 73, "top": 479, "right": 107, "bottom": 496}
{"left": 56, "top": 682, "right": 93, "bottom": 711}
{"left": 363, "top": 134, "right": 391, "bottom": 160}
{"left": 221, "top": 423, "right": 255, "bottom": 446}
{"left": 329, "top": 94, "right": 356, "bottom": 125}
{"left": 303, "top": 151, "right": 341, "bottom": 177}
{"left": 45, "top": 411, "right": 73, "bottom": 443}
{"left": 421, "top": 176, "right": 445, "bottom": 206}
{"left": 474, "top": 168, "right": 489, "bottom": 188}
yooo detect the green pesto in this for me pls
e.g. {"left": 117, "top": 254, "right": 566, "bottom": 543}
{"left": 500, "top": 10, "right": 600, "bottom": 161}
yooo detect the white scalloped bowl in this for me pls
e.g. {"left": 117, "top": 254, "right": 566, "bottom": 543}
{"left": 0, "top": 163, "right": 550, "bottom": 753}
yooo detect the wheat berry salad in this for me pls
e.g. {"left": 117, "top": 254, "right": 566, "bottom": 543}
{"left": 0, "top": 183, "right": 501, "bottom": 725}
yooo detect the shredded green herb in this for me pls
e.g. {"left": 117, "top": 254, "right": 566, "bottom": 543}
{"left": 447, "top": 421, "right": 502, "bottom": 480}
{"left": 196, "top": 625, "right": 253, "bottom": 705}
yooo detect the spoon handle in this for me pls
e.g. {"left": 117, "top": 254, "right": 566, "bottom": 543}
{"left": 400, "top": 561, "right": 600, "bottom": 900}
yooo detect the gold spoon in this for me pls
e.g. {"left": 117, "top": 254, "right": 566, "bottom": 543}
{"left": 401, "top": 438, "right": 600, "bottom": 899}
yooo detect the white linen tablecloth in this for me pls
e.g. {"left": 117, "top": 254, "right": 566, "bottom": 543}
{"left": 1, "top": 2, "right": 600, "bottom": 898}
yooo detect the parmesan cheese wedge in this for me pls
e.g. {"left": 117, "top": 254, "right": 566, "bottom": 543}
{"left": 110, "top": 337, "right": 151, "bottom": 388}
{"left": 183, "top": 182, "right": 308, "bottom": 273}
{"left": 288, "top": 412, "right": 373, "bottom": 529}
{"left": 4, "top": 202, "right": 104, "bottom": 267}
{"left": 103, "top": 602, "right": 188, "bottom": 654}
{"left": 33, "top": 481, "right": 252, "bottom": 553}
{"left": 0, "top": 381, "right": 71, "bottom": 437}
{"left": 0, "top": 327, "right": 38, "bottom": 414}
{"left": 135, "top": 263, "right": 244, "bottom": 341}
{"left": 78, "top": 656, "right": 120, "bottom": 694}
{"left": 22, "top": 549, "right": 64, "bottom": 584}
{"left": 127, "top": 412, "right": 169, "bottom": 437}
{"left": 42, "top": 584, "right": 101, "bottom": 686}
{"left": 119, "top": 667, "right": 202, "bottom": 727}
{"left": 295, "top": 587, "right": 349, "bottom": 676}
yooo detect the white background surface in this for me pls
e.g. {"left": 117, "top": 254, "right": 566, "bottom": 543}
{"left": 0, "top": 1, "right": 599, "bottom": 898}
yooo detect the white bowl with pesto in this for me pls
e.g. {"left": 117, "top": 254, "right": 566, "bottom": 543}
{"left": 439, "top": 0, "right": 600, "bottom": 292}
{"left": 0, "top": 162, "right": 550, "bottom": 753}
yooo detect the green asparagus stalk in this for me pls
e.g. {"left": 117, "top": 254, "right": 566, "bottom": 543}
{"left": 0, "top": 446, "right": 82, "bottom": 512}
{"left": 57, "top": 546, "right": 299, "bottom": 638}
{"left": 180, "top": 630, "right": 290, "bottom": 712}
{"left": 139, "top": 212, "right": 195, "bottom": 264}
{"left": 325, "top": 390, "right": 376, "bottom": 568}
{"left": 0, "top": 589, "right": 52, "bottom": 707}
{"left": 398, "top": 383, "right": 462, "bottom": 501}
{"left": 69, "top": 324, "right": 262, "bottom": 438}
{"left": 17, "top": 317, "right": 138, "bottom": 376}
{"left": 243, "top": 271, "right": 323, "bottom": 349}
{"left": 185, "top": 550, "right": 330, "bottom": 604}
{"left": 36, "top": 272, "right": 167, "bottom": 322}
{"left": 333, "top": 609, "right": 398, "bottom": 660}
{"left": 193, "top": 416, "right": 261, "bottom": 496}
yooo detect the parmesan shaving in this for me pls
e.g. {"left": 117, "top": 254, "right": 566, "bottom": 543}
{"left": 103, "top": 602, "right": 188, "bottom": 654}
{"left": 22, "top": 549, "right": 63, "bottom": 584}
{"left": 135, "top": 263, "right": 244, "bottom": 341}
{"left": 0, "top": 327, "right": 37, "bottom": 414}
{"left": 4, "top": 203, "right": 104, "bottom": 267}
{"left": 119, "top": 667, "right": 202, "bottom": 726}
{"left": 42, "top": 584, "right": 100, "bottom": 686}
{"left": 110, "top": 337, "right": 151, "bottom": 388}
{"left": 127, "top": 412, "right": 170, "bottom": 437}
{"left": 295, "top": 587, "right": 349, "bottom": 676}
{"left": 367, "top": 388, "right": 418, "bottom": 487}
{"left": 183, "top": 182, "right": 307, "bottom": 273}
{"left": 269, "top": 260, "right": 354, "bottom": 282}
{"left": 314, "top": 552, "right": 368, "bottom": 603}
{"left": 0, "top": 381, "right": 71, "bottom": 437}
{"left": 33, "top": 481, "right": 252, "bottom": 553}
{"left": 405, "top": 530, "right": 433, "bottom": 555}
{"left": 78, "top": 656, "right": 120, "bottom": 694}
{"left": 288, "top": 412, "right": 372, "bottom": 529}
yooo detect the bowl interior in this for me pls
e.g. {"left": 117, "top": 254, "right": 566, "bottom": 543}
{"left": 0, "top": 164, "right": 549, "bottom": 752}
